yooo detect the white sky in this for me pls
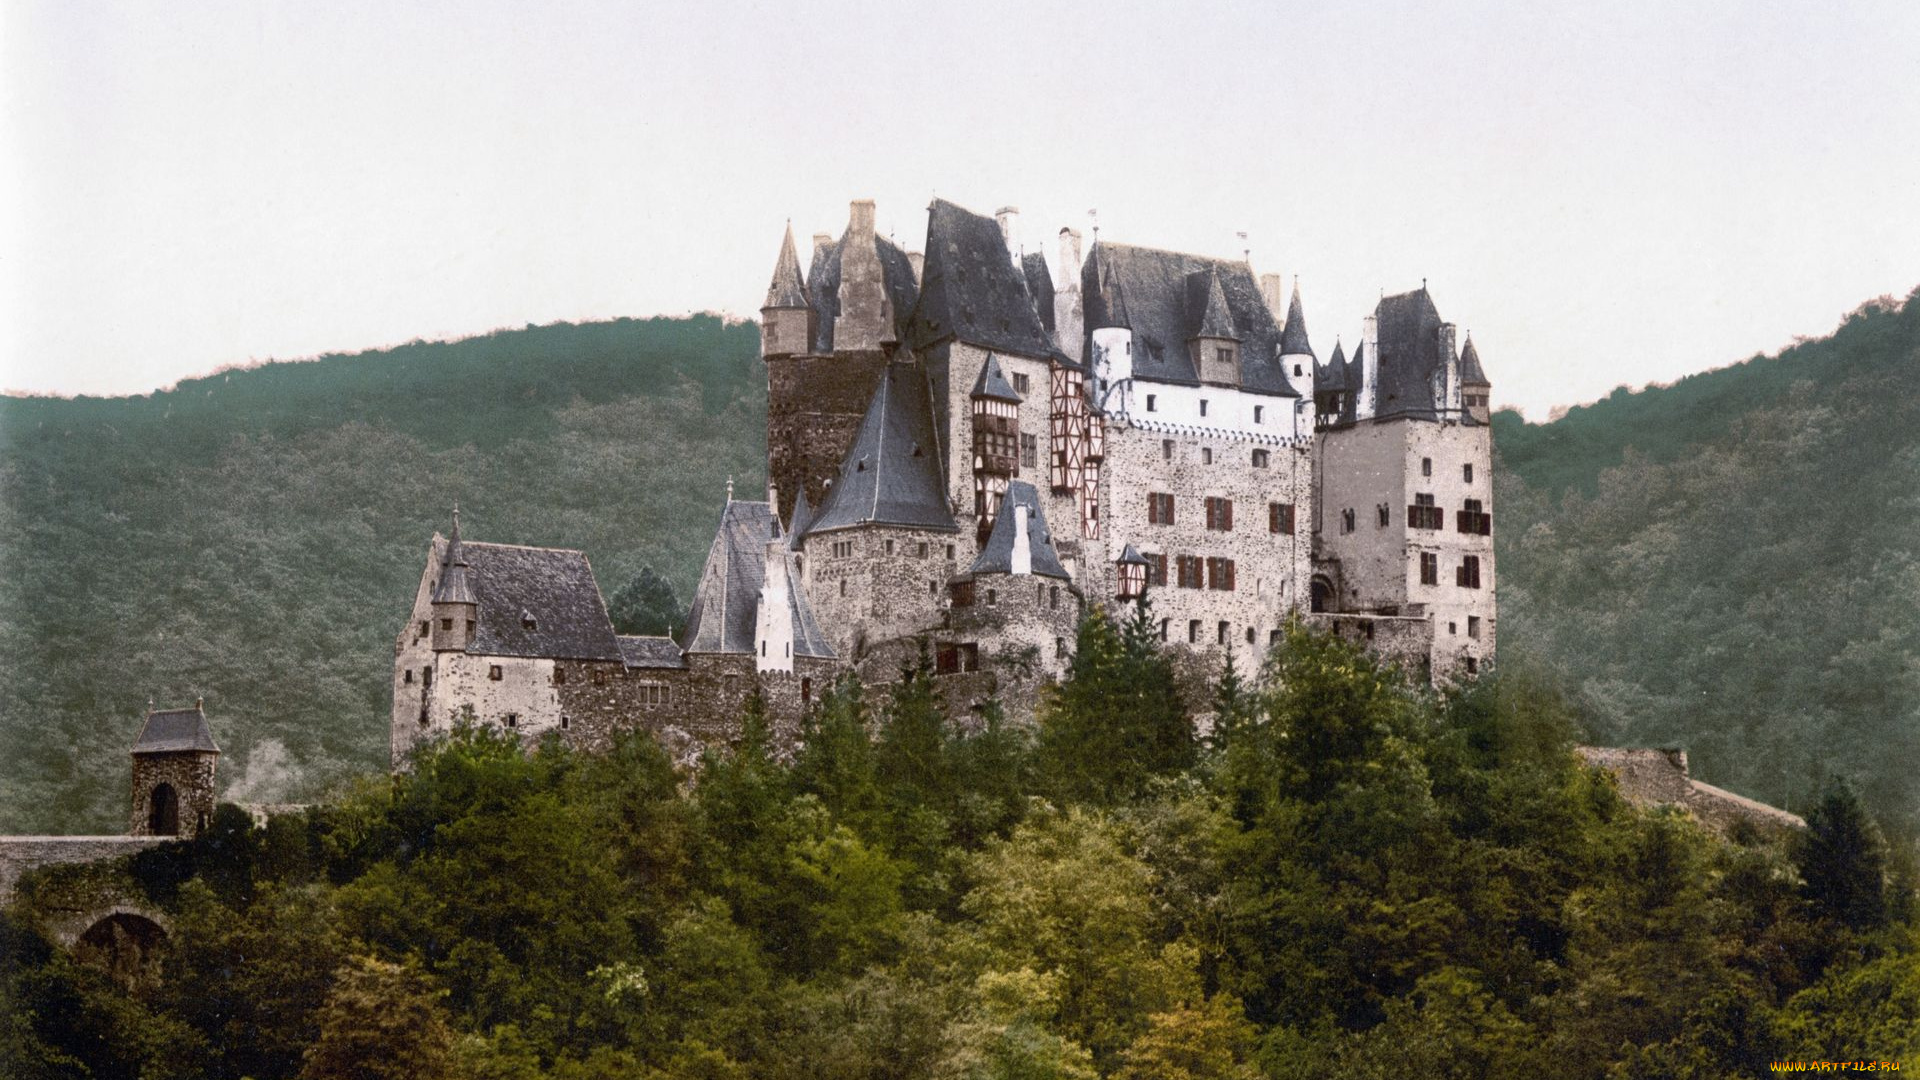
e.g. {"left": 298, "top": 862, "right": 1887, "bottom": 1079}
{"left": 3, "top": 0, "right": 1917, "bottom": 417}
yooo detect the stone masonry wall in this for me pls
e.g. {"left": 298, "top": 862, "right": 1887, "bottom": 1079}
{"left": 128, "top": 753, "right": 218, "bottom": 839}
{"left": 804, "top": 524, "right": 962, "bottom": 661}
{"left": 1097, "top": 421, "right": 1314, "bottom": 659}
{"left": 767, "top": 351, "right": 889, "bottom": 523}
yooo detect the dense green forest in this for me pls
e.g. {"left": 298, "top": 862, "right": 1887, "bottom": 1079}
{"left": 1493, "top": 288, "right": 1920, "bottom": 830}
{"left": 0, "top": 317, "right": 767, "bottom": 832}
{"left": 0, "top": 287, "right": 1915, "bottom": 838}
{"left": 4, "top": 623, "right": 1914, "bottom": 1078}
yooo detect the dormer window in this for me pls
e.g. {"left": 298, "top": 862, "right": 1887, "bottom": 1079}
{"left": 1216, "top": 347, "right": 1232, "bottom": 366}
{"left": 522, "top": 613, "right": 537, "bottom": 631}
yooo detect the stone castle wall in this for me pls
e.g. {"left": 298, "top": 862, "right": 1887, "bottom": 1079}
{"left": 128, "top": 753, "right": 218, "bottom": 839}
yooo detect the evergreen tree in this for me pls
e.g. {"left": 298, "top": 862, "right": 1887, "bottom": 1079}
{"left": 1796, "top": 780, "right": 1890, "bottom": 931}
{"left": 1038, "top": 599, "right": 1192, "bottom": 805}
{"left": 607, "top": 565, "right": 683, "bottom": 636}
{"left": 790, "top": 675, "right": 881, "bottom": 829}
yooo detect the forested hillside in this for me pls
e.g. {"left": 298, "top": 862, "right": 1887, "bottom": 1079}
{"left": 1494, "top": 287, "right": 1920, "bottom": 830}
{"left": 0, "top": 317, "right": 766, "bottom": 832}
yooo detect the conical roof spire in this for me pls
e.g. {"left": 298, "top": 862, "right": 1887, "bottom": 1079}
{"left": 1192, "top": 270, "right": 1237, "bottom": 340}
{"left": 1279, "top": 279, "right": 1315, "bottom": 358}
{"left": 1459, "top": 332, "right": 1489, "bottom": 385}
{"left": 971, "top": 353, "right": 1023, "bottom": 403}
{"left": 432, "top": 505, "right": 477, "bottom": 605}
{"left": 763, "top": 221, "right": 810, "bottom": 310}
{"left": 1319, "top": 338, "right": 1347, "bottom": 388}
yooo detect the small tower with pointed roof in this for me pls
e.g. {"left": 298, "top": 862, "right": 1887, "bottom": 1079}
{"left": 1189, "top": 270, "right": 1242, "bottom": 386}
{"left": 1279, "top": 279, "right": 1316, "bottom": 404}
{"left": 129, "top": 700, "right": 220, "bottom": 839}
{"left": 1460, "top": 333, "right": 1492, "bottom": 424}
{"left": 431, "top": 507, "right": 478, "bottom": 653}
{"left": 761, "top": 221, "right": 814, "bottom": 360}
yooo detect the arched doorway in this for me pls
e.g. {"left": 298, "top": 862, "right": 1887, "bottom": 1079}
{"left": 1310, "top": 577, "right": 1333, "bottom": 614}
{"left": 147, "top": 782, "right": 179, "bottom": 835}
{"left": 76, "top": 912, "right": 167, "bottom": 988}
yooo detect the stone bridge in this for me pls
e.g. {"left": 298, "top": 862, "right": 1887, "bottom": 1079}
{"left": 1, "top": 836, "right": 174, "bottom": 984}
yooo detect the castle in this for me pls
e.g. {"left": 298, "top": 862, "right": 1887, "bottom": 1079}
{"left": 391, "top": 197, "right": 1496, "bottom": 760}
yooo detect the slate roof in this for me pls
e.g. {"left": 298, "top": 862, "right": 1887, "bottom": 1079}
{"left": 971, "top": 352, "right": 1023, "bottom": 403}
{"left": 808, "top": 363, "right": 959, "bottom": 534}
{"left": 430, "top": 538, "right": 625, "bottom": 661}
{"left": 683, "top": 500, "right": 776, "bottom": 654}
{"left": 681, "top": 501, "right": 836, "bottom": 659}
{"left": 1022, "top": 252, "right": 1056, "bottom": 335}
{"left": 967, "top": 480, "right": 1070, "bottom": 580}
{"left": 803, "top": 231, "right": 920, "bottom": 354}
{"left": 430, "top": 510, "right": 477, "bottom": 605}
{"left": 1460, "top": 333, "right": 1489, "bottom": 385}
{"left": 1373, "top": 287, "right": 1471, "bottom": 422}
{"left": 1082, "top": 243, "right": 1300, "bottom": 397}
{"left": 132, "top": 705, "right": 220, "bottom": 755}
{"left": 786, "top": 486, "right": 814, "bottom": 551}
{"left": 1317, "top": 339, "right": 1348, "bottom": 392}
{"left": 618, "top": 635, "right": 687, "bottom": 670}
{"left": 1279, "top": 282, "right": 1315, "bottom": 358}
{"left": 906, "top": 199, "right": 1055, "bottom": 358}
{"left": 764, "top": 222, "right": 810, "bottom": 309}
{"left": 1189, "top": 271, "right": 1239, "bottom": 340}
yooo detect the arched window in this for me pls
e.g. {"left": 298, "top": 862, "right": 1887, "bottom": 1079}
{"left": 147, "top": 783, "right": 179, "bottom": 836}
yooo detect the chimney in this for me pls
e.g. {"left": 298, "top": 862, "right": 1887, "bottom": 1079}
{"left": 1259, "top": 273, "right": 1283, "bottom": 318}
{"left": 1438, "top": 322, "right": 1459, "bottom": 414}
{"left": 1054, "top": 228, "right": 1086, "bottom": 363}
{"left": 907, "top": 250, "right": 924, "bottom": 284}
{"left": 849, "top": 199, "right": 876, "bottom": 238}
{"left": 1058, "top": 228, "right": 1082, "bottom": 279}
{"left": 812, "top": 232, "right": 832, "bottom": 256}
{"left": 996, "top": 206, "right": 1022, "bottom": 265}
{"left": 834, "top": 199, "right": 888, "bottom": 352}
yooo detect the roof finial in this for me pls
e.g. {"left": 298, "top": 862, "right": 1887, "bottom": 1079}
{"left": 147, "top": 695, "right": 154, "bottom": 712}
{"left": 1088, "top": 208, "right": 1099, "bottom": 241}
{"left": 196, "top": 696, "right": 204, "bottom": 710}
{"left": 451, "top": 500, "right": 461, "bottom": 541}
{"left": 726, "top": 475, "right": 734, "bottom": 503}
{"left": 1237, "top": 230, "right": 1249, "bottom": 263}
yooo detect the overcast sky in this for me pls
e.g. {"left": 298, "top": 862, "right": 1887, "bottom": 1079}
{"left": 4, "top": 0, "right": 1917, "bottom": 417}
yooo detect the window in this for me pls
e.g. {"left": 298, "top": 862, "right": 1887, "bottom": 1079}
{"left": 802, "top": 677, "right": 812, "bottom": 704}
{"left": 1245, "top": 626, "right": 1256, "bottom": 645}
{"left": 1217, "top": 621, "right": 1230, "bottom": 645}
{"left": 724, "top": 675, "right": 740, "bottom": 697}
{"left": 441, "top": 618, "right": 453, "bottom": 631}
{"left": 1013, "top": 372, "right": 1031, "bottom": 395}
{"left": 504, "top": 713, "right": 518, "bottom": 728}
{"left": 1188, "top": 620, "right": 1202, "bottom": 643}
{"left": 1176, "top": 555, "right": 1205, "bottom": 589}
{"left": 1159, "top": 619, "right": 1170, "bottom": 642}
{"left": 1021, "top": 433, "right": 1038, "bottom": 470}
{"left": 592, "top": 668, "right": 607, "bottom": 686}
{"left": 1202, "top": 447, "right": 1214, "bottom": 465}
{"left": 418, "top": 621, "right": 428, "bottom": 638}
{"left": 1206, "top": 557, "right": 1237, "bottom": 591}
{"left": 1341, "top": 508, "right": 1356, "bottom": 533}
{"left": 987, "top": 588, "right": 997, "bottom": 605}
{"left": 918, "top": 541, "right": 929, "bottom": 558}
{"left": 1468, "top": 615, "right": 1482, "bottom": 639}
{"left": 561, "top": 715, "right": 570, "bottom": 730}
{"left": 1146, "top": 394, "right": 1158, "bottom": 412}
{"left": 1253, "top": 405, "right": 1264, "bottom": 424}
{"left": 522, "top": 614, "right": 537, "bottom": 631}
{"left": 639, "top": 683, "right": 669, "bottom": 705}
{"left": 1410, "top": 493, "right": 1442, "bottom": 530}
{"left": 1055, "top": 636, "right": 1067, "bottom": 657}
{"left": 946, "top": 544, "right": 956, "bottom": 560}
{"left": 1421, "top": 457, "right": 1433, "bottom": 477}
{"left": 1378, "top": 503, "right": 1390, "bottom": 527}
{"left": 554, "top": 667, "right": 567, "bottom": 685}
{"left": 929, "top": 580, "right": 939, "bottom": 597}
{"left": 404, "top": 669, "right": 413, "bottom": 684}
{"left": 1146, "top": 553, "right": 1168, "bottom": 585}
{"left": 1465, "top": 656, "right": 1479, "bottom": 675}
{"left": 1199, "top": 399, "right": 1209, "bottom": 417}
{"left": 1161, "top": 439, "right": 1175, "bottom": 461}
{"left": 886, "top": 538, "right": 898, "bottom": 556}
{"left": 839, "top": 579, "right": 847, "bottom": 597}
{"left": 467, "top": 620, "right": 475, "bottom": 637}
{"left": 1458, "top": 499, "right": 1491, "bottom": 535}
{"left": 1204, "top": 496, "right": 1234, "bottom": 531}
{"left": 489, "top": 665, "right": 503, "bottom": 681}
{"left": 1049, "top": 585, "right": 1060, "bottom": 610}
{"left": 1449, "top": 621, "right": 1457, "bottom": 635}
{"left": 1420, "top": 552, "right": 1438, "bottom": 585}
{"left": 832, "top": 539, "right": 854, "bottom": 558}
{"left": 1456, "top": 555, "right": 1482, "bottom": 589}
{"left": 1215, "top": 347, "right": 1231, "bottom": 366}
{"left": 1293, "top": 363, "right": 1303, "bottom": 377}
{"left": 1269, "top": 502, "right": 1295, "bottom": 534}
{"left": 1147, "top": 492, "right": 1176, "bottom": 525}
{"left": 1251, "top": 448, "right": 1270, "bottom": 468}
{"left": 1463, "top": 463, "right": 1474, "bottom": 484}
{"left": 422, "top": 667, "right": 432, "bottom": 689}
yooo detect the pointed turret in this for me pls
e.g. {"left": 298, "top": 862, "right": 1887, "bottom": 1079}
{"left": 1460, "top": 332, "right": 1491, "bottom": 423}
{"left": 1315, "top": 339, "right": 1348, "bottom": 425}
{"left": 760, "top": 221, "right": 816, "bottom": 358}
{"left": 1279, "top": 281, "right": 1314, "bottom": 359}
{"left": 1189, "top": 270, "right": 1241, "bottom": 386}
{"left": 431, "top": 506, "right": 479, "bottom": 652}
{"left": 971, "top": 353, "right": 1023, "bottom": 404}
{"left": 787, "top": 486, "right": 814, "bottom": 551}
